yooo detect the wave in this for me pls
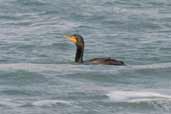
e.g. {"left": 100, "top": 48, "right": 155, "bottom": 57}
{"left": 0, "top": 99, "right": 21, "bottom": 107}
{"left": 126, "top": 62, "right": 171, "bottom": 71}
{"left": 0, "top": 63, "right": 78, "bottom": 73}
{"left": 107, "top": 90, "right": 171, "bottom": 103}
{"left": 32, "top": 99, "right": 71, "bottom": 106}
{"left": 0, "top": 98, "right": 71, "bottom": 108}
{"left": 0, "top": 62, "right": 170, "bottom": 73}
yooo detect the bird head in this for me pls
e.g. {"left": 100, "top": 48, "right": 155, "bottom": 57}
{"left": 64, "top": 34, "right": 84, "bottom": 48}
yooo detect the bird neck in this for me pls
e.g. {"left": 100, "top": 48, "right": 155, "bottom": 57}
{"left": 75, "top": 46, "right": 84, "bottom": 63}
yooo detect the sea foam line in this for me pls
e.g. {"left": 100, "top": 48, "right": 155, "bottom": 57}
{"left": 0, "top": 62, "right": 170, "bottom": 73}
{"left": 107, "top": 90, "right": 171, "bottom": 103}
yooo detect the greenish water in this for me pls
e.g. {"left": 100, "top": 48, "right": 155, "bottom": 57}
{"left": 0, "top": 0, "right": 171, "bottom": 114}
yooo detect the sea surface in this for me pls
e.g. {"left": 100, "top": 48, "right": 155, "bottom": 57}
{"left": 0, "top": 0, "right": 171, "bottom": 114}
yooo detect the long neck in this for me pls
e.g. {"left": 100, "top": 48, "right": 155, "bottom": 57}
{"left": 75, "top": 46, "right": 84, "bottom": 63}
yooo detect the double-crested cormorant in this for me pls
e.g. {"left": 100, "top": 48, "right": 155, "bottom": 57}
{"left": 64, "top": 34, "right": 125, "bottom": 65}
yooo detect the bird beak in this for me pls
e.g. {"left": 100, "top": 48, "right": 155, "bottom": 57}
{"left": 64, "top": 35, "right": 77, "bottom": 44}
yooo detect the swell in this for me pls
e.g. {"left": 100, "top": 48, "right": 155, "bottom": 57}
{"left": 0, "top": 62, "right": 170, "bottom": 73}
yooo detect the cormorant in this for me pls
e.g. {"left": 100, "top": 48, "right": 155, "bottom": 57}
{"left": 64, "top": 34, "right": 125, "bottom": 65}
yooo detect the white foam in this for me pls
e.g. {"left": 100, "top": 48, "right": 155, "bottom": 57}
{"left": 107, "top": 91, "right": 171, "bottom": 103}
{"left": 32, "top": 99, "right": 71, "bottom": 106}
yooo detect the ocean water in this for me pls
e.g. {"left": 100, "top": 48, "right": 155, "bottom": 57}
{"left": 0, "top": 0, "right": 171, "bottom": 114}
